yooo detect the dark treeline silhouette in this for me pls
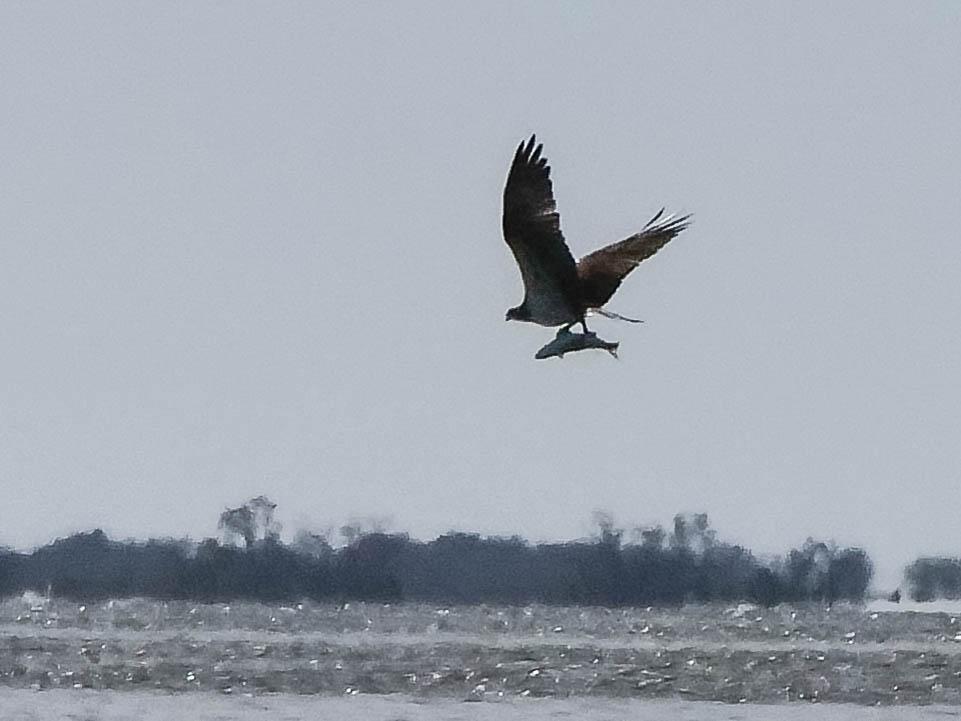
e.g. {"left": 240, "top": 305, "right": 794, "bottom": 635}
{"left": 0, "top": 505, "right": 873, "bottom": 606}
{"left": 905, "top": 557, "right": 961, "bottom": 601}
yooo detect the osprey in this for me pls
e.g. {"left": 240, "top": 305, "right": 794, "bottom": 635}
{"left": 503, "top": 135, "right": 690, "bottom": 333}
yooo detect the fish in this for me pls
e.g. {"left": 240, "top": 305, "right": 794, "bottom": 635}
{"left": 534, "top": 328, "right": 619, "bottom": 360}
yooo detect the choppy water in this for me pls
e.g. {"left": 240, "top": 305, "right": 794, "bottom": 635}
{"left": 3, "top": 594, "right": 961, "bottom": 716}
{"left": 4, "top": 689, "right": 961, "bottom": 721}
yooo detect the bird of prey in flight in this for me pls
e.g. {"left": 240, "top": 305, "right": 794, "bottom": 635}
{"left": 502, "top": 135, "right": 690, "bottom": 337}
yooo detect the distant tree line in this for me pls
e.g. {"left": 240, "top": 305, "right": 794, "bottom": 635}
{"left": 0, "top": 500, "right": 874, "bottom": 606}
{"left": 904, "top": 557, "right": 961, "bottom": 601}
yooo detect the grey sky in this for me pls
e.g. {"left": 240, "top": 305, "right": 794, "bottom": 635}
{"left": 2, "top": 2, "right": 960, "bottom": 590}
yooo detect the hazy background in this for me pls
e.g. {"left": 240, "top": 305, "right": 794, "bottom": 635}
{"left": 2, "top": 2, "right": 960, "bottom": 591}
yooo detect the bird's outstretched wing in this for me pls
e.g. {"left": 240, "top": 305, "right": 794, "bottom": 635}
{"left": 502, "top": 136, "right": 581, "bottom": 315}
{"left": 577, "top": 209, "right": 691, "bottom": 309}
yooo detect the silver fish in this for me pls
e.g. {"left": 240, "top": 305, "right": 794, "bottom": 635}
{"left": 534, "top": 328, "right": 619, "bottom": 360}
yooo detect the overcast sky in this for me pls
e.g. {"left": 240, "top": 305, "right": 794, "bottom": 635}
{"left": 2, "top": 2, "right": 960, "bottom": 590}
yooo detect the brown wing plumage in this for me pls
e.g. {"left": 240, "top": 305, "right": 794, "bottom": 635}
{"left": 502, "top": 136, "right": 582, "bottom": 319}
{"left": 577, "top": 209, "right": 691, "bottom": 309}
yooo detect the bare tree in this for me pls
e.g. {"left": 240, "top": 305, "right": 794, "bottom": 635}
{"left": 248, "top": 495, "right": 280, "bottom": 542}
{"left": 219, "top": 495, "right": 280, "bottom": 547}
{"left": 219, "top": 505, "right": 255, "bottom": 548}
{"left": 339, "top": 516, "right": 391, "bottom": 546}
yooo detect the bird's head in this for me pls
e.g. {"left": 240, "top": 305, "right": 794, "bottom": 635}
{"left": 505, "top": 305, "right": 529, "bottom": 322}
